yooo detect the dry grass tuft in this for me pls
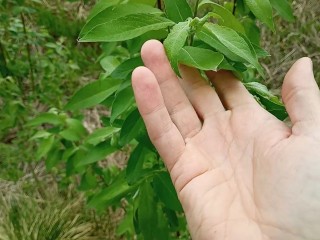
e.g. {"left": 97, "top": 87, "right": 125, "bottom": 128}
{"left": 261, "top": 0, "right": 320, "bottom": 90}
{"left": 0, "top": 175, "right": 123, "bottom": 240}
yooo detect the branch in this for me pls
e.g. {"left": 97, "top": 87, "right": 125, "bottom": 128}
{"left": 194, "top": 0, "right": 201, "bottom": 18}
{"left": 157, "top": 0, "right": 162, "bottom": 10}
{"left": 232, "top": 0, "right": 237, "bottom": 15}
{"left": 20, "top": 12, "right": 35, "bottom": 92}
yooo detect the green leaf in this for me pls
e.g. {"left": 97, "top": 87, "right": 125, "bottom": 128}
{"left": 88, "top": 171, "right": 137, "bottom": 210}
{"left": 36, "top": 135, "right": 55, "bottom": 160}
{"left": 163, "top": 0, "right": 193, "bottom": 23}
{"left": 197, "top": 23, "right": 264, "bottom": 77}
{"left": 269, "top": 0, "right": 294, "bottom": 22}
{"left": 138, "top": 182, "right": 158, "bottom": 239}
{"left": 163, "top": 208, "right": 179, "bottom": 230}
{"left": 100, "top": 56, "right": 120, "bottom": 75}
{"left": 59, "top": 119, "right": 88, "bottom": 141}
{"left": 164, "top": 21, "right": 190, "bottom": 74}
{"left": 111, "top": 85, "right": 135, "bottom": 123}
{"left": 31, "top": 130, "right": 52, "bottom": 140}
{"left": 217, "top": 58, "right": 237, "bottom": 71}
{"left": 178, "top": 46, "right": 224, "bottom": 71}
{"left": 126, "top": 144, "right": 156, "bottom": 185}
{"left": 80, "top": 3, "right": 162, "bottom": 39}
{"left": 153, "top": 172, "right": 182, "bottom": 211}
{"left": 62, "top": 147, "right": 78, "bottom": 162}
{"left": 252, "top": 43, "right": 270, "bottom": 58}
{"left": 111, "top": 57, "right": 143, "bottom": 80}
{"left": 198, "top": 0, "right": 245, "bottom": 34}
{"left": 46, "top": 149, "right": 63, "bottom": 170}
{"left": 119, "top": 108, "right": 145, "bottom": 146}
{"left": 126, "top": 30, "right": 169, "bottom": 55}
{"left": 100, "top": 42, "right": 118, "bottom": 56}
{"left": 66, "top": 149, "right": 86, "bottom": 176}
{"left": 196, "top": 27, "right": 245, "bottom": 62}
{"left": 85, "top": 126, "right": 120, "bottom": 146}
{"left": 242, "top": 18, "right": 261, "bottom": 45}
{"left": 244, "top": 82, "right": 288, "bottom": 120}
{"left": 79, "top": 11, "right": 174, "bottom": 42}
{"left": 136, "top": 132, "right": 156, "bottom": 152}
{"left": 116, "top": 204, "right": 135, "bottom": 237}
{"left": 244, "top": 0, "right": 275, "bottom": 30}
{"left": 154, "top": 206, "right": 170, "bottom": 240}
{"left": 87, "top": 0, "right": 121, "bottom": 20}
{"left": 129, "top": 0, "right": 156, "bottom": 5}
{"left": 232, "top": 30, "right": 269, "bottom": 63}
{"left": 64, "top": 77, "right": 121, "bottom": 111}
{"left": 27, "top": 113, "right": 64, "bottom": 126}
{"left": 237, "top": 0, "right": 250, "bottom": 15}
{"left": 76, "top": 141, "right": 117, "bottom": 167}
{"left": 79, "top": 169, "right": 98, "bottom": 191}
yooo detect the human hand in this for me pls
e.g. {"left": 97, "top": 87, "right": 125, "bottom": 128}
{"left": 132, "top": 40, "right": 320, "bottom": 240}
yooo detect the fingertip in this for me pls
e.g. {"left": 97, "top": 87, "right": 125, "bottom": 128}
{"left": 281, "top": 57, "right": 320, "bottom": 129}
{"left": 132, "top": 66, "right": 157, "bottom": 91}
{"left": 287, "top": 57, "right": 313, "bottom": 75}
{"left": 295, "top": 57, "right": 313, "bottom": 68}
{"left": 282, "top": 57, "right": 315, "bottom": 95}
{"left": 132, "top": 66, "right": 145, "bottom": 89}
{"left": 132, "top": 66, "right": 147, "bottom": 80}
{"left": 141, "top": 39, "right": 164, "bottom": 60}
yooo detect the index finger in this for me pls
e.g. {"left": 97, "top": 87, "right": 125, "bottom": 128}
{"left": 132, "top": 66, "right": 185, "bottom": 171}
{"left": 206, "top": 70, "right": 258, "bottom": 110}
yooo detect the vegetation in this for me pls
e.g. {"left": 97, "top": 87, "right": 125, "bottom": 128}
{"left": 0, "top": 0, "right": 319, "bottom": 239}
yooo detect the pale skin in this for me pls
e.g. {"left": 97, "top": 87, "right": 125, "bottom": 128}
{"left": 132, "top": 40, "right": 320, "bottom": 240}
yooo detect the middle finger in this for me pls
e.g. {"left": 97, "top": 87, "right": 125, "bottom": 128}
{"left": 141, "top": 40, "right": 202, "bottom": 140}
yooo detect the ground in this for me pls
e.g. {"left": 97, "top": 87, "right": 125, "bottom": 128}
{"left": 261, "top": 0, "right": 320, "bottom": 90}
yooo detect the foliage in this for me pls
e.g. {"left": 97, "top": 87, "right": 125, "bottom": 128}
{"left": 0, "top": 0, "right": 99, "bottom": 166}
{"left": 0, "top": 0, "right": 113, "bottom": 236}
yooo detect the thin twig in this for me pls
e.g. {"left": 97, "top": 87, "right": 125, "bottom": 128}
{"left": 20, "top": 12, "right": 35, "bottom": 92}
{"left": 0, "top": 41, "right": 8, "bottom": 67}
{"left": 194, "top": 0, "right": 201, "bottom": 18}
{"left": 190, "top": 0, "right": 201, "bottom": 45}
{"left": 157, "top": 0, "right": 162, "bottom": 10}
{"left": 0, "top": 41, "right": 9, "bottom": 77}
{"left": 232, "top": 0, "right": 237, "bottom": 15}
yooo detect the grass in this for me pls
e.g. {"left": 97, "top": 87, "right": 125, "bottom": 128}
{"left": 261, "top": 0, "right": 320, "bottom": 90}
{"left": 0, "top": 173, "right": 123, "bottom": 240}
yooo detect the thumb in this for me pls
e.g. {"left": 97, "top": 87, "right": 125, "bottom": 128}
{"left": 282, "top": 57, "right": 320, "bottom": 132}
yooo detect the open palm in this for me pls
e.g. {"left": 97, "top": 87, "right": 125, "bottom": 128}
{"left": 132, "top": 40, "right": 320, "bottom": 240}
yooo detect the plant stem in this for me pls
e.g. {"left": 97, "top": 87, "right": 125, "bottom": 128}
{"left": 30, "top": 164, "right": 46, "bottom": 198}
{"left": 232, "top": 0, "right": 237, "bottom": 15}
{"left": 0, "top": 40, "right": 25, "bottom": 95}
{"left": 0, "top": 41, "right": 7, "bottom": 67}
{"left": 157, "top": 0, "right": 162, "bottom": 10}
{"left": 20, "top": 12, "right": 35, "bottom": 92}
{"left": 190, "top": 0, "right": 201, "bottom": 46}
{"left": 0, "top": 41, "right": 9, "bottom": 77}
{"left": 194, "top": 0, "right": 201, "bottom": 18}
